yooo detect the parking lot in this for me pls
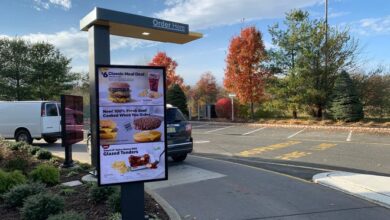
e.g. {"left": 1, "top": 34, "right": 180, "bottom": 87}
{"left": 191, "top": 122, "right": 390, "bottom": 175}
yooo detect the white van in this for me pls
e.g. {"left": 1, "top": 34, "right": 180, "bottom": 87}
{"left": 0, "top": 101, "right": 61, "bottom": 144}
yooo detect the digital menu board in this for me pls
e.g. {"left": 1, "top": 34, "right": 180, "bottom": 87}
{"left": 61, "top": 95, "right": 84, "bottom": 146}
{"left": 96, "top": 65, "right": 167, "bottom": 186}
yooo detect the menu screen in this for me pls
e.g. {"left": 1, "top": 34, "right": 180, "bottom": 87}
{"left": 96, "top": 65, "right": 167, "bottom": 186}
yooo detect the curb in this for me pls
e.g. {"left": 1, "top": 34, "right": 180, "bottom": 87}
{"left": 190, "top": 121, "right": 390, "bottom": 134}
{"left": 313, "top": 172, "right": 390, "bottom": 209}
{"left": 145, "top": 186, "right": 182, "bottom": 220}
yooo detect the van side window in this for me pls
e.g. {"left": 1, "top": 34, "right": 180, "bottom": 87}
{"left": 46, "top": 104, "right": 58, "bottom": 116}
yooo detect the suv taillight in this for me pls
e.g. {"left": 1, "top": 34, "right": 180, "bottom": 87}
{"left": 185, "top": 124, "right": 192, "bottom": 134}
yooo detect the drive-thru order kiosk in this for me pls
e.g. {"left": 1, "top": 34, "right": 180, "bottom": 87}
{"left": 80, "top": 7, "right": 202, "bottom": 219}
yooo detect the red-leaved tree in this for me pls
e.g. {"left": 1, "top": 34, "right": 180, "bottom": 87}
{"left": 149, "top": 52, "right": 184, "bottom": 88}
{"left": 215, "top": 98, "right": 237, "bottom": 119}
{"left": 224, "top": 26, "right": 268, "bottom": 119}
{"left": 194, "top": 72, "right": 218, "bottom": 104}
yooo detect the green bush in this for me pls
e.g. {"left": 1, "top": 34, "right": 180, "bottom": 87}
{"left": 20, "top": 193, "right": 64, "bottom": 220}
{"left": 88, "top": 183, "right": 116, "bottom": 203}
{"left": 2, "top": 182, "right": 45, "bottom": 208}
{"left": 58, "top": 186, "right": 75, "bottom": 196}
{"left": 7, "top": 142, "right": 27, "bottom": 151}
{"left": 109, "top": 213, "right": 122, "bottom": 220}
{"left": 5, "top": 156, "right": 29, "bottom": 173}
{"left": 29, "top": 146, "right": 41, "bottom": 155}
{"left": 107, "top": 190, "right": 121, "bottom": 212}
{"left": 47, "top": 211, "right": 85, "bottom": 220}
{"left": 29, "top": 164, "right": 60, "bottom": 185}
{"left": 0, "top": 169, "right": 27, "bottom": 194}
{"left": 36, "top": 149, "right": 52, "bottom": 160}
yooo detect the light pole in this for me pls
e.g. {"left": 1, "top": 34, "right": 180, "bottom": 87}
{"left": 228, "top": 93, "right": 236, "bottom": 121}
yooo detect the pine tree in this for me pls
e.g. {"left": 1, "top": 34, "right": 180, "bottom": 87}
{"left": 329, "top": 71, "right": 364, "bottom": 122}
{"left": 167, "top": 84, "right": 189, "bottom": 116}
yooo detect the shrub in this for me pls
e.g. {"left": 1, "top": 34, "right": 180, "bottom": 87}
{"left": 20, "top": 193, "right": 64, "bottom": 220}
{"left": 79, "top": 163, "right": 92, "bottom": 171}
{"left": 36, "top": 149, "right": 52, "bottom": 160}
{"left": 107, "top": 190, "right": 121, "bottom": 212}
{"left": 47, "top": 211, "right": 85, "bottom": 220}
{"left": 2, "top": 182, "right": 45, "bottom": 208}
{"left": 88, "top": 183, "right": 116, "bottom": 203}
{"left": 5, "top": 156, "right": 29, "bottom": 173}
{"left": 215, "top": 98, "right": 237, "bottom": 119}
{"left": 7, "top": 142, "right": 27, "bottom": 151}
{"left": 109, "top": 213, "right": 122, "bottom": 220}
{"left": 29, "top": 146, "right": 41, "bottom": 155}
{"left": 0, "top": 169, "right": 27, "bottom": 194}
{"left": 29, "top": 164, "right": 60, "bottom": 185}
{"left": 59, "top": 186, "right": 75, "bottom": 196}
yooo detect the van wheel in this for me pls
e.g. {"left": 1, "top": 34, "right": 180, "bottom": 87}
{"left": 15, "top": 129, "right": 33, "bottom": 145}
{"left": 43, "top": 137, "right": 58, "bottom": 144}
{"left": 171, "top": 154, "right": 187, "bottom": 162}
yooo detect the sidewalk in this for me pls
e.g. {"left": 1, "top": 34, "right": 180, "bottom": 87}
{"left": 313, "top": 171, "right": 390, "bottom": 209}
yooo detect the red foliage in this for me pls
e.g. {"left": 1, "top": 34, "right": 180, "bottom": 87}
{"left": 224, "top": 26, "right": 269, "bottom": 105}
{"left": 194, "top": 72, "right": 218, "bottom": 104}
{"left": 149, "top": 51, "right": 184, "bottom": 88}
{"left": 215, "top": 98, "right": 237, "bottom": 119}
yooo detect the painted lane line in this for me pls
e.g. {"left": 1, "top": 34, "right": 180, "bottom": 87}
{"left": 275, "top": 151, "right": 312, "bottom": 160}
{"left": 205, "top": 126, "right": 235, "bottom": 133}
{"left": 239, "top": 141, "right": 301, "bottom": 157}
{"left": 346, "top": 130, "right": 353, "bottom": 142}
{"left": 242, "top": 127, "right": 266, "bottom": 136}
{"left": 194, "top": 140, "right": 210, "bottom": 144}
{"left": 287, "top": 128, "right": 306, "bottom": 139}
{"left": 192, "top": 124, "right": 208, "bottom": 128}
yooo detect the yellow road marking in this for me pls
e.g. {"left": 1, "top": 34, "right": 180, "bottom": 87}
{"left": 312, "top": 143, "right": 337, "bottom": 151}
{"left": 275, "top": 151, "right": 312, "bottom": 160}
{"left": 239, "top": 141, "right": 301, "bottom": 157}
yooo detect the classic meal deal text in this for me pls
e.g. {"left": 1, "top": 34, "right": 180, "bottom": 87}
{"left": 97, "top": 66, "right": 166, "bottom": 185}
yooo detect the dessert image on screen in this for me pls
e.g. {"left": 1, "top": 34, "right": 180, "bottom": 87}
{"left": 108, "top": 82, "right": 131, "bottom": 103}
{"left": 100, "top": 120, "right": 118, "bottom": 139}
{"left": 133, "top": 130, "right": 161, "bottom": 143}
{"left": 129, "top": 154, "right": 150, "bottom": 168}
{"left": 133, "top": 116, "right": 162, "bottom": 130}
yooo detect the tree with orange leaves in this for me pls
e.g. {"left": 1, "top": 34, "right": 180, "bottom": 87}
{"left": 224, "top": 26, "right": 268, "bottom": 119}
{"left": 149, "top": 52, "right": 184, "bottom": 88}
{"left": 194, "top": 72, "right": 218, "bottom": 104}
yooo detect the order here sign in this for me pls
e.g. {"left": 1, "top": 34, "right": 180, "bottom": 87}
{"left": 96, "top": 65, "right": 167, "bottom": 186}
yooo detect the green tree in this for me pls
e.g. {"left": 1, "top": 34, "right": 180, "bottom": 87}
{"left": 268, "top": 10, "right": 358, "bottom": 119}
{"left": 329, "top": 71, "right": 363, "bottom": 122}
{"left": 0, "top": 38, "right": 32, "bottom": 100}
{"left": 29, "top": 42, "right": 77, "bottom": 100}
{"left": 0, "top": 38, "right": 77, "bottom": 101}
{"left": 167, "top": 84, "right": 188, "bottom": 116}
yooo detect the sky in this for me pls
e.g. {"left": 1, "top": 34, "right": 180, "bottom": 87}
{"left": 1, "top": 0, "right": 390, "bottom": 85}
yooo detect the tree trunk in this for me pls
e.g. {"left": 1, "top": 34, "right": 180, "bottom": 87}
{"left": 317, "top": 106, "right": 322, "bottom": 119}
{"left": 250, "top": 102, "right": 254, "bottom": 119}
{"left": 292, "top": 110, "right": 298, "bottom": 119}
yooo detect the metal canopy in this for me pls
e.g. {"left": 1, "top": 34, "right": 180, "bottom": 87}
{"left": 80, "top": 7, "right": 202, "bottom": 44}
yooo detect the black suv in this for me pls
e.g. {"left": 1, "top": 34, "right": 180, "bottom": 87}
{"left": 166, "top": 105, "right": 193, "bottom": 162}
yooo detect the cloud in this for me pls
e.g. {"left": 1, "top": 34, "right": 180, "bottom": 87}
{"left": 33, "top": 0, "right": 72, "bottom": 11}
{"left": 0, "top": 28, "right": 158, "bottom": 60}
{"left": 155, "top": 0, "right": 321, "bottom": 30}
{"left": 348, "top": 16, "right": 390, "bottom": 36}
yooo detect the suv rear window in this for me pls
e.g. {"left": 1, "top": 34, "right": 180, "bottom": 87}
{"left": 167, "top": 108, "right": 186, "bottom": 123}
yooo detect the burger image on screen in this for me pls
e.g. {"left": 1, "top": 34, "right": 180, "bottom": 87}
{"left": 100, "top": 120, "right": 118, "bottom": 140}
{"left": 108, "top": 82, "right": 131, "bottom": 103}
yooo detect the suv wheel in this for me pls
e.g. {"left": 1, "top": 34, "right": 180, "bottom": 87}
{"left": 171, "top": 154, "right": 187, "bottom": 162}
{"left": 15, "top": 129, "right": 33, "bottom": 145}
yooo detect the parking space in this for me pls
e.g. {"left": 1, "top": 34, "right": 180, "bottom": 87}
{"left": 191, "top": 122, "right": 390, "bottom": 174}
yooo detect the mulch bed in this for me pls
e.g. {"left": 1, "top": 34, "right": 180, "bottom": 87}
{"left": 0, "top": 142, "right": 170, "bottom": 220}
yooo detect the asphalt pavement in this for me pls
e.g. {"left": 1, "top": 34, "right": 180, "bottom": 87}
{"left": 147, "top": 155, "right": 390, "bottom": 220}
